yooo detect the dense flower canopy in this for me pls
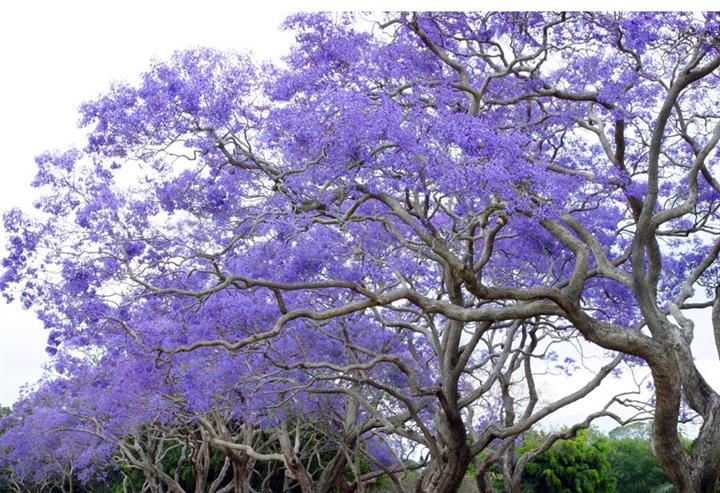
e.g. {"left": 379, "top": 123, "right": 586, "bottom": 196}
{"left": 1, "top": 11, "right": 720, "bottom": 493}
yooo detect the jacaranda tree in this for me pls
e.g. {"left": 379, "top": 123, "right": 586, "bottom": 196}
{"left": 2, "top": 11, "right": 720, "bottom": 493}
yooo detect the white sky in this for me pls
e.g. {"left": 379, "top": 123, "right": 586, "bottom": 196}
{"left": 0, "top": 0, "right": 718, "bottom": 437}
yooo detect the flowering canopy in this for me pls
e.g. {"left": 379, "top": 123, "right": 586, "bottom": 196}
{"left": 2, "top": 11, "right": 720, "bottom": 493}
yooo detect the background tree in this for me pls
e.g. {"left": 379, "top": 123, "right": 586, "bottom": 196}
{"left": 521, "top": 429, "right": 615, "bottom": 493}
{"left": 605, "top": 437, "right": 669, "bottom": 493}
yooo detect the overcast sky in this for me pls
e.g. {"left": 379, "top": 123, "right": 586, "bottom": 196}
{"left": 0, "top": 1, "right": 717, "bottom": 437}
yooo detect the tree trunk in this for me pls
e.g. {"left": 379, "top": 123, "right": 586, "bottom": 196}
{"left": 416, "top": 422, "right": 470, "bottom": 493}
{"left": 474, "top": 467, "right": 496, "bottom": 493}
{"left": 231, "top": 459, "right": 252, "bottom": 493}
{"left": 415, "top": 293, "right": 472, "bottom": 493}
{"left": 416, "top": 448, "right": 470, "bottom": 493}
{"left": 278, "top": 422, "right": 315, "bottom": 493}
{"left": 683, "top": 405, "right": 720, "bottom": 493}
{"left": 317, "top": 449, "right": 349, "bottom": 493}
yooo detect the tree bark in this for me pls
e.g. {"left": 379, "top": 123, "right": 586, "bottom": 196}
{"left": 278, "top": 422, "right": 315, "bottom": 493}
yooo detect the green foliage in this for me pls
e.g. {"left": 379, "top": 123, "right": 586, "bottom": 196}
{"left": 521, "top": 429, "right": 616, "bottom": 493}
{"left": 605, "top": 438, "right": 669, "bottom": 493}
{"left": 607, "top": 422, "right": 652, "bottom": 441}
{"left": 478, "top": 424, "right": 696, "bottom": 493}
